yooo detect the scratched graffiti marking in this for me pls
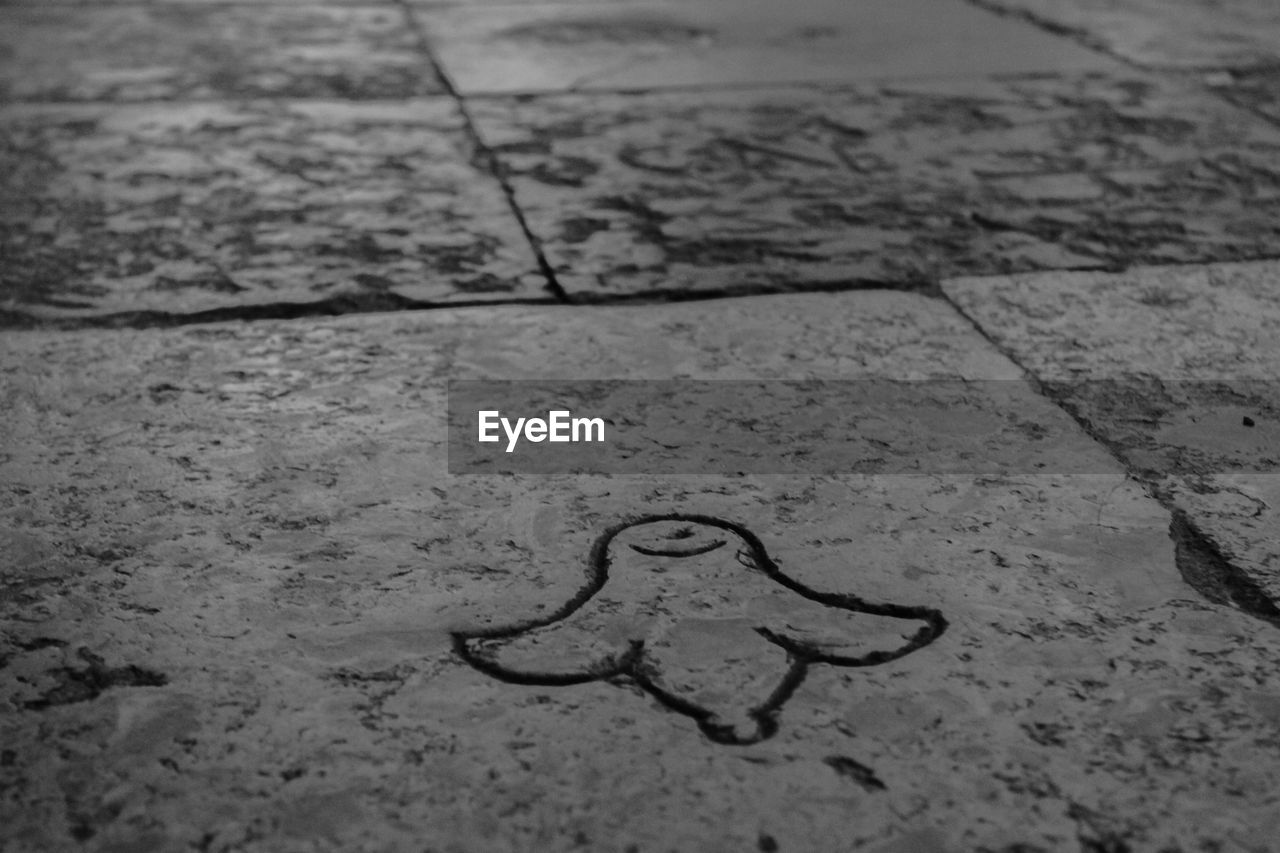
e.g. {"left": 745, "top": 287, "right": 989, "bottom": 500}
{"left": 454, "top": 514, "right": 946, "bottom": 745}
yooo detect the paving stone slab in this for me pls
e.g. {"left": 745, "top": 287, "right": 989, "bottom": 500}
{"left": 0, "top": 100, "right": 547, "bottom": 321}
{"left": 944, "top": 260, "right": 1280, "bottom": 606}
{"left": 420, "top": 0, "right": 1111, "bottom": 94}
{"left": 4, "top": 293, "right": 1280, "bottom": 851}
{"left": 470, "top": 74, "right": 1280, "bottom": 299}
{"left": 0, "top": 4, "right": 441, "bottom": 103}
{"left": 973, "top": 0, "right": 1280, "bottom": 70}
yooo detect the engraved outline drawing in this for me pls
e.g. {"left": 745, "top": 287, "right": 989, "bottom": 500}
{"left": 453, "top": 513, "right": 947, "bottom": 744}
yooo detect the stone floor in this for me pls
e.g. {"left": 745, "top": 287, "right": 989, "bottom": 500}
{"left": 2, "top": 1, "right": 1279, "bottom": 851}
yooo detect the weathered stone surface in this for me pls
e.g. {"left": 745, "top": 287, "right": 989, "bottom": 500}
{"left": 470, "top": 74, "right": 1280, "bottom": 299}
{"left": 944, "top": 261, "right": 1280, "bottom": 605}
{"left": 973, "top": 0, "right": 1280, "bottom": 69}
{"left": 4, "top": 292, "right": 1279, "bottom": 851}
{"left": 0, "top": 101, "right": 548, "bottom": 322}
{"left": 0, "top": 4, "right": 441, "bottom": 102}
{"left": 420, "top": 0, "right": 1111, "bottom": 94}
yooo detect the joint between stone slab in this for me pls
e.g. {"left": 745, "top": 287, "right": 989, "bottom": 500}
{"left": 959, "top": 0, "right": 1140, "bottom": 71}
{"left": 558, "top": 278, "right": 949, "bottom": 306}
{"left": 0, "top": 294, "right": 562, "bottom": 333}
{"left": 396, "top": 0, "right": 572, "bottom": 304}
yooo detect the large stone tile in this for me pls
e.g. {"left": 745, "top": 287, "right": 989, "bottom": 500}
{"left": 0, "top": 101, "right": 547, "bottom": 322}
{"left": 4, "top": 293, "right": 1280, "bottom": 850}
{"left": 420, "top": 0, "right": 1111, "bottom": 94}
{"left": 974, "top": 0, "right": 1280, "bottom": 69}
{"left": 470, "top": 74, "right": 1280, "bottom": 299}
{"left": 0, "top": 4, "right": 441, "bottom": 102}
{"left": 944, "top": 261, "right": 1280, "bottom": 607}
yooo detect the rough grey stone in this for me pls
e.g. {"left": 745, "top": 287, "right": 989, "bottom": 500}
{"left": 3, "top": 292, "right": 1279, "bottom": 851}
{"left": 469, "top": 74, "right": 1280, "bottom": 299}
{"left": 944, "top": 260, "right": 1280, "bottom": 605}
{"left": 0, "top": 100, "right": 548, "bottom": 322}
{"left": 419, "top": 0, "right": 1112, "bottom": 94}
{"left": 0, "top": 4, "right": 442, "bottom": 102}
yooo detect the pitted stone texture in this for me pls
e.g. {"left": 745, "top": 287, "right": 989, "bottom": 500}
{"left": 420, "top": 0, "right": 1111, "bottom": 94}
{"left": 0, "top": 4, "right": 441, "bottom": 102}
{"left": 944, "top": 261, "right": 1280, "bottom": 603}
{"left": 4, "top": 293, "right": 1280, "bottom": 851}
{"left": 0, "top": 101, "right": 547, "bottom": 321}
{"left": 471, "top": 75, "right": 1280, "bottom": 299}
{"left": 973, "top": 0, "right": 1280, "bottom": 69}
